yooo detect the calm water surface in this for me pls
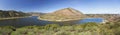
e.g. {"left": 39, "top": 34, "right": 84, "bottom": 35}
{"left": 0, "top": 16, "right": 104, "bottom": 27}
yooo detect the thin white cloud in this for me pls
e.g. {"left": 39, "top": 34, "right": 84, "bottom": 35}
{"left": 82, "top": 8, "right": 120, "bottom": 14}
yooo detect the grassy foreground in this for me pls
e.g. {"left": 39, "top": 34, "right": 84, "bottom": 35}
{"left": 0, "top": 22, "right": 120, "bottom": 35}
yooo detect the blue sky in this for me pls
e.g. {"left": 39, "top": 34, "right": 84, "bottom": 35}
{"left": 0, "top": 0, "right": 120, "bottom": 14}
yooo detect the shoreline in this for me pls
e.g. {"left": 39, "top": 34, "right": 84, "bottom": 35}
{"left": 38, "top": 17, "right": 109, "bottom": 23}
{"left": 38, "top": 17, "right": 83, "bottom": 22}
{"left": 0, "top": 16, "right": 31, "bottom": 20}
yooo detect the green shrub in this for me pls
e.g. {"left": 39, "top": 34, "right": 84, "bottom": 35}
{"left": 0, "top": 26, "right": 14, "bottom": 35}
{"left": 0, "top": 22, "right": 120, "bottom": 35}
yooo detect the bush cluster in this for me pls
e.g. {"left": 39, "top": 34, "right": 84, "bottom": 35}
{"left": 0, "top": 22, "right": 120, "bottom": 35}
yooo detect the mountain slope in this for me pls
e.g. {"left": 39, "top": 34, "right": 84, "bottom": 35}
{"left": 39, "top": 8, "right": 84, "bottom": 21}
{"left": 0, "top": 10, "right": 29, "bottom": 18}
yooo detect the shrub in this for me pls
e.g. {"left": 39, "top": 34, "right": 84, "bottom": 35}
{"left": 0, "top": 26, "right": 14, "bottom": 35}
{"left": 0, "top": 22, "right": 120, "bottom": 35}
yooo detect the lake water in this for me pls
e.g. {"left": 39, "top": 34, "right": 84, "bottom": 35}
{"left": 79, "top": 18, "right": 104, "bottom": 23}
{"left": 0, "top": 16, "right": 104, "bottom": 27}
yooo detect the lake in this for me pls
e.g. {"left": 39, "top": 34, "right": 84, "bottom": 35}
{"left": 0, "top": 16, "right": 104, "bottom": 27}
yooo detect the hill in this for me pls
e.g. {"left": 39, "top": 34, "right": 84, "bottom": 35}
{"left": 28, "top": 12, "right": 46, "bottom": 16}
{"left": 39, "top": 8, "right": 84, "bottom": 21}
{"left": 0, "top": 10, "right": 29, "bottom": 18}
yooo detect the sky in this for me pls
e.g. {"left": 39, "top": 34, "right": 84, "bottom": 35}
{"left": 0, "top": 0, "right": 120, "bottom": 14}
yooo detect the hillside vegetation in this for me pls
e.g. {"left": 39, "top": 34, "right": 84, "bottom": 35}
{"left": 0, "top": 10, "right": 29, "bottom": 18}
{"left": 0, "top": 22, "right": 120, "bottom": 35}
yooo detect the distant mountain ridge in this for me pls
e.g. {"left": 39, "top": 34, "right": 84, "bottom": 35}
{"left": 28, "top": 12, "right": 46, "bottom": 16}
{"left": 0, "top": 10, "right": 29, "bottom": 18}
{"left": 39, "top": 8, "right": 84, "bottom": 21}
